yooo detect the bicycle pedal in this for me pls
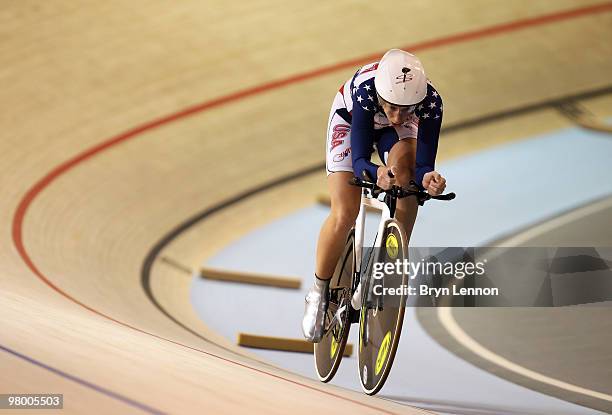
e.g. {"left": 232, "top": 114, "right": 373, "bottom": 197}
{"left": 328, "top": 305, "right": 347, "bottom": 330}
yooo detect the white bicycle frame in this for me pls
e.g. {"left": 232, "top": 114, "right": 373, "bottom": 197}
{"left": 354, "top": 188, "right": 392, "bottom": 274}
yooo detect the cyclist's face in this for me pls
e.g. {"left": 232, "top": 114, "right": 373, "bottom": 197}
{"left": 378, "top": 98, "right": 416, "bottom": 126}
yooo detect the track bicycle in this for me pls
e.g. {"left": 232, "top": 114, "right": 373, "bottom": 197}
{"left": 314, "top": 172, "right": 455, "bottom": 395}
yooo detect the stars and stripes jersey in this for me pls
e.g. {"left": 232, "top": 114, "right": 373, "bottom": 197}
{"left": 338, "top": 61, "right": 443, "bottom": 188}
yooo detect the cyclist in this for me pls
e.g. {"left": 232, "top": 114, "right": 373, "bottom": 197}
{"left": 302, "top": 49, "right": 447, "bottom": 342}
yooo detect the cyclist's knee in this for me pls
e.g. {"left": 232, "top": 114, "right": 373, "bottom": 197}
{"left": 330, "top": 205, "right": 359, "bottom": 231}
{"left": 387, "top": 140, "right": 416, "bottom": 186}
{"left": 395, "top": 166, "right": 415, "bottom": 187}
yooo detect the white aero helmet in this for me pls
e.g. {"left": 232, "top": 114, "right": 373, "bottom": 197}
{"left": 374, "top": 49, "right": 427, "bottom": 106}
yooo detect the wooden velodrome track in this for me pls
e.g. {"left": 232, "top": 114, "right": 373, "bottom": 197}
{"left": 1, "top": 1, "right": 611, "bottom": 414}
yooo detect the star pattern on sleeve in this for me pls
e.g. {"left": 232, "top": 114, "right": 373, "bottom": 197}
{"left": 414, "top": 84, "right": 443, "bottom": 121}
{"left": 352, "top": 79, "right": 377, "bottom": 111}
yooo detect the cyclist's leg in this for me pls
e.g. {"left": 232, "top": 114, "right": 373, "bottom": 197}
{"left": 387, "top": 139, "right": 418, "bottom": 239}
{"left": 377, "top": 128, "right": 418, "bottom": 240}
{"left": 315, "top": 172, "right": 360, "bottom": 279}
{"left": 317, "top": 86, "right": 360, "bottom": 279}
{"left": 303, "top": 88, "right": 359, "bottom": 341}
{"left": 303, "top": 175, "right": 359, "bottom": 341}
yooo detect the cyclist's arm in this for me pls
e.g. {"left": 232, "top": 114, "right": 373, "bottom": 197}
{"left": 414, "top": 85, "right": 443, "bottom": 189}
{"left": 351, "top": 84, "right": 378, "bottom": 180}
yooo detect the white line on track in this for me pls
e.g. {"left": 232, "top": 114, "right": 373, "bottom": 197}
{"left": 437, "top": 307, "right": 612, "bottom": 403}
{"left": 496, "top": 195, "right": 612, "bottom": 246}
{"left": 438, "top": 195, "right": 612, "bottom": 404}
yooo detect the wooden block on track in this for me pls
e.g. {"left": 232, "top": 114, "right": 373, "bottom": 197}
{"left": 237, "top": 333, "right": 353, "bottom": 356}
{"left": 200, "top": 267, "right": 301, "bottom": 289}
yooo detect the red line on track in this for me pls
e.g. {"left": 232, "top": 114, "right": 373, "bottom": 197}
{"left": 11, "top": 2, "right": 612, "bottom": 412}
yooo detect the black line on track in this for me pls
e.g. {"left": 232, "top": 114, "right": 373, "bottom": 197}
{"left": 0, "top": 343, "right": 166, "bottom": 415}
{"left": 139, "top": 84, "right": 611, "bottom": 365}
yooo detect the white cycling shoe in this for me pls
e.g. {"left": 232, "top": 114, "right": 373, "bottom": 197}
{"left": 301, "top": 284, "right": 329, "bottom": 343}
{"left": 351, "top": 281, "right": 362, "bottom": 310}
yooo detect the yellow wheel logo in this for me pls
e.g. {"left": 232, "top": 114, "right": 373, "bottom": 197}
{"left": 375, "top": 331, "right": 392, "bottom": 375}
{"left": 359, "top": 307, "right": 366, "bottom": 352}
{"left": 385, "top": 233, "right": 398, "bottom": 259}
{"left": 330, "top": 335, "right": 338, "bottom": 358}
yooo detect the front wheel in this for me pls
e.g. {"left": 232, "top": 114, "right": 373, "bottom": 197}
{"left": 314, "top": 230, "right": 355, "bottom": 382}
{"left": 358, "top": 220, "right": 408, "bottom": 395}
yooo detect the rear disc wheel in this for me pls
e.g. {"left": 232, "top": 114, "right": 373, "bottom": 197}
{"left": 358, "top": 221, "right": 408, "bottom": 395}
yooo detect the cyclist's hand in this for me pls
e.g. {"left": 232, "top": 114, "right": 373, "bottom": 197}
{"left": 377, "top": 165, "right": 398, "bottom": 190}
{"left": 422, "top": 171, "right": 446, "bottom": 195}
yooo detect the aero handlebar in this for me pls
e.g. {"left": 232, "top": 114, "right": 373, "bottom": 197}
{"left": 349, "top": 176, "right": 456, "bottom": 206}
